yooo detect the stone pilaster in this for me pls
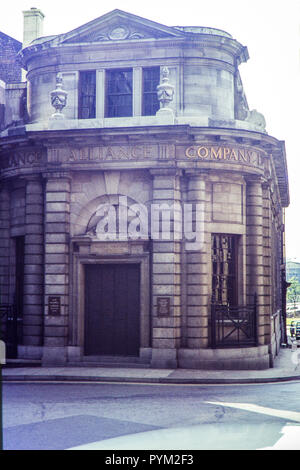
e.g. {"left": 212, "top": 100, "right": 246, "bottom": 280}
{"left": 22, "top": 176, "right": 44, "bottom": 351}
{"left": 43, "top": 172, "right": 71, "bottom": 365}
{"left": 150, "top": 169, "right": 182, "bottom": 368}
{"left": 0, "top": 183, "right": 10, "bottom": 305}
{"left": 185, "top": 172, "right": 209, "bottom": 348}
{"left": 246, "top": 177, "right": 265, "bottom": 346}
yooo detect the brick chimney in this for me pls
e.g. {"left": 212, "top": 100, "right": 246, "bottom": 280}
{"left": 22, "top": 7, "right": 45, "bottom": 48}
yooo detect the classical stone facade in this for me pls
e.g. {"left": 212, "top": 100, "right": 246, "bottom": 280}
{"left": 0, "top": 9, "right": 289, "bottom": 369}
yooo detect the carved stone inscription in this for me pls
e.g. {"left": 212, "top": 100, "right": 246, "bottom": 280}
{"left": 48, "top": 144, "right": 176, "bottom": 163}
{"left": 1, "top": 143, "right": 266, "bottom": 171}
{"left": 1, "top": 150, "right": 44, "bottom": 170}
{"left": 184, "top": 145, "right": 265, "bottom": 168}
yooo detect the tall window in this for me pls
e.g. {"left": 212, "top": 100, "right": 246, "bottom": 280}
{"left": 142, "top": 67, "right": 160, "bottom": 116}
{"left": 78, "top": 71, "right": 96, "bottom": 119}
{"left": 15, "top": 236, "right": 25, "bottom": 347}
{"left": 211, "top": 234, "right": 238, "bottom": 305}
{"left": 106, "top": 69, "right": 133, "bottom": 117}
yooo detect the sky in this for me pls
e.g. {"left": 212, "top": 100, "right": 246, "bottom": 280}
{"left": 1, "top": 0, "right": 300, "bottom": 259}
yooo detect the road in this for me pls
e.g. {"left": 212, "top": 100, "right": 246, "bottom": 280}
{"left": 2, "top": 380, "right": 300, "bottom": 450}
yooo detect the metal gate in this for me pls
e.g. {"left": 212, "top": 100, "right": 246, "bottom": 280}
{"left": 0, "top": 304, "right": 18, "bottom": 358}
{"left": 211, "top": 295, "right": 258, "bottom": 348}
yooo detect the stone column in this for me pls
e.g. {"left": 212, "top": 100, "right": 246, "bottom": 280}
{"left": 246, "top": 177, "right": 265, "bottom": 345}
{"left": 150, "top": 169, "right": 182, "bottom": 368}
{"left": 133, "top": 67, "right": 142, "bottom": 116}
{"left": 185, "top": 172, "right": 209, "bottom": 348}
{"left": 43, "top": 172, "right": 71, "bottom": 365}
{"left": 262, "top": 181, "right": 272, "bottom": 345}
{"left": 96, "top": 69, "right": 105, "bottom": 118}
{"left": 21, "top": 176, "right": 44, "bottom": 357}
{"left": 0, "top": 183, "right": 10, "bottom": 305}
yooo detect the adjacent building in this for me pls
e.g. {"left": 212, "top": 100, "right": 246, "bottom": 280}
{"left": 286, "top": 260, "right": 300, "bottom": 283}
{"left": 0, "top": 9, "right": 289, "bottom": 368}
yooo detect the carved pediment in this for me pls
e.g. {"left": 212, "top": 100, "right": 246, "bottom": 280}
{"left": 56, "top": 9, "right": 184, "bottom": 45}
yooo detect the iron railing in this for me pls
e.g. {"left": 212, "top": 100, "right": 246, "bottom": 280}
{"left": 211, "top": 295, "right": 258, "bottom": 348}
{"left": 0, "top": 304, "right": 18, "bottom": 358}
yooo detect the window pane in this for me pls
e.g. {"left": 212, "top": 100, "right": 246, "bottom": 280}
{"left": 106, "top": 69, "right": 133, "bottom": 117}
{"left": 143, "top": 67, "right": 160, "bottom": 116}
{"left": 211, "top": 234, "right": 238, "bottom": 305}
{"left": 78, "top": 71, "right": 96, "bottom": 119}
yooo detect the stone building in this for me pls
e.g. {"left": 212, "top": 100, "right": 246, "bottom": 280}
{"left": 0, "top": 31, "right": 22, "bottom": 84}
{"left": 0, "top": 9, "right": 289, "bottom": 368}
{"left": 286, "top": 260, "right": 300, "bottom": 283}
{"left": 0, "top": 31, "right": 24, "bottom": 132}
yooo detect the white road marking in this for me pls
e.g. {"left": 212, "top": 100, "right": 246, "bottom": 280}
{"left": 206, "top": 401, "right": 300, "bottom": 422}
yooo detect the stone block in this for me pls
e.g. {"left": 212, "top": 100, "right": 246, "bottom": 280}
{"left": 45, "top": 274, "right": 67, "bottom": 285}
{"left": 25, "top": 234, "right": 44, "bottom": 245}
{"left": 22, "top": 325, "right": 43, "bottom": 336}
{"left": 153, "top": 253, "right": 176, "bottom": 263}
{"left": 152, "top": 189, "right": 176, "bottom": 200}
{"left": 22, "top": 335, "right": 42, "bottom": 347}
{"left": 45, "top": 243, "right": 68, "bottom": 254}
{"left": 46, "top": 212, "right": 67, "bottom": 223}
{"left": 26, "top": 194, "right": 43, "bottom": 204}
{"left": 26, "top": 204, "right": 44, "bottom": 215}
{"left": 43, "top": 337, "right": 67, "bottom": 347}
{"left": 42, "top": 346, "right": 67, "bottom": 365}
{"left": 23, "top": 304, "right": 43, "bottom": 315}
{"left": 152, "top": 284, "right": 180, "bottom": 296}
{"left": 45, "top": 253, "right": 69, "bottom": 264}
{"left": 153, "top": 178, "right": 176, "bottom": 190}
{"left": 152, "top": 273, "right": 180, "bottom": 285}
{"left": 152, "top": 327, "right": 177, "bottom": 339}
{"left": 18, "top": 345, "right": 43, "bottom": 360}
{"left": 23, "top": 284, "right": 43, "bottom": 295}
{"left": 46, "top": 192, "right": 70, "bottom": 202}
{"left": 46, "top": 181, "right": 70, "bottom": 192}
{"left": 45, "top": 264, "right": 68, "bottom": 274}
{"left": 67, "top": 346, "right": 83, "bottom": 362}
{"left": 45, "top": 284, "right": 68, "bottom": 295}
{"left": 24, "top": 244, "right": 44, "bottom": 255}
{"left": 45, "top": 222, "right": 69, "bottom": 233}
{"left": 23, "top": 273, "right": 43, "bottom": 285}
{"left": 25, "top": 224, "right": 44, "bottom": 234}
{"left": 44, "top": 326, "right": 68, "bottom": 337}
{"left": 22, "top": 314, "right": 43, "bottom": 326}
{"left": 150, "top": 348, "right": 177, "bottom": 368}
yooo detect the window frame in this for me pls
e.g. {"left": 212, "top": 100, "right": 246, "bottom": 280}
{"left": 211, "top": 233, "right": 239, "bottom": 306}
{"left": 78, "top": 70, "right": 96, "bottom": 119}
{"left": 142, "top": 66, "right": 160, "bottom": 116}
{"left": 105, "top": 68, "right": 133, "bottom": 118}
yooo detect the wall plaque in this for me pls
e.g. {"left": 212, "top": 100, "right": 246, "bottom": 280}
{"left": 157, "top": 297, "right": 171, "bottom": 316}
{"left": 48, "top": 296, "right": 61, "bottom": 316}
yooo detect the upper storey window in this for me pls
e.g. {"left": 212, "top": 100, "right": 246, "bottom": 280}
{"left": 78, "top": 71, "right": 96, "bottom": 119}
{"left": 142, "top": 67, "right": 160, "bottom": 116}
{"left": 105, "top": 69, "right": 133, "bottom": 118}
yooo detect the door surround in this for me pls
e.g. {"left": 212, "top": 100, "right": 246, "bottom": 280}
{"left": 70, "top": 239, "right": 150, "bottom": 360}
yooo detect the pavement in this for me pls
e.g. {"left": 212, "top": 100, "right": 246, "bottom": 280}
{"left": 2, "top": 346, "right": 300, "bottom": 385}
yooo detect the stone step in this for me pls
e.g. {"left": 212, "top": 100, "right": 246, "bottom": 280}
{"left": 67, "top": 362, "right": 151, "bottom": 369}
{"left": 4, "top": 359, "right": 42, "bottom": 368}
{"left": 68, "top": 355, "right": 151, "bottom": 368}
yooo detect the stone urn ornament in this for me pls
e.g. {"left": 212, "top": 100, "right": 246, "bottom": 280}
{"left": 156, "top": 67, "right": 174, "bottom": 115}
{"left": 50, "top": 73, "right": 68, "bottom": 119}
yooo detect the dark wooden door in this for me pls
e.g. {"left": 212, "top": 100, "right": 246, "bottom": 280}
{"left": 84, "top": 264, "right": 140, "bottom": 356}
